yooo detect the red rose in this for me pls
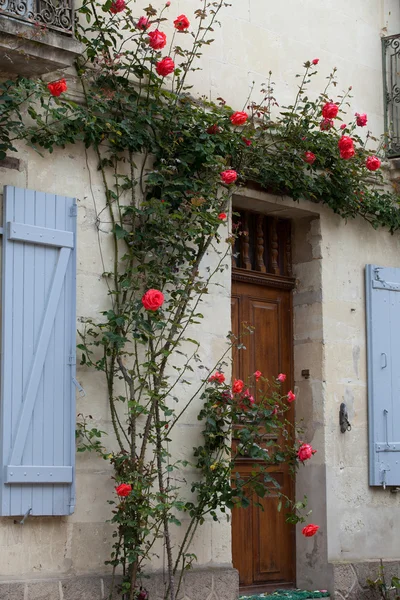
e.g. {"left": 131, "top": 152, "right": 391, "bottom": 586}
{"left": 321, "top": 102, "right": 339, "bottom": 119}
{"left": 218, "top": 213, "right": 227, "bottom": 220}
{"left": 174, "top": 14, "right": 190, "bottom": 30}
{"left": 110, "top": 0, "right": 125, "bottom": 13}
{"left": 320, "top": 118, "right": 333, "bottom": 131}
{"left": 338, "top": 135, "right": 354, "bottom": 160}
{"left": 366, "top": 155, "right": 381, "bottom": 171}
{"left": 287, "top": 390, "right": 296, "bottom": 403}
{"left": 148, "top": 30, "right": 167, "bottom": 49}
{"left": 232, "top": 379, "right": 244, "bottom": 394}
{"left": 302, "top": 524, "right": 319, "bottom": 537}
{"left": 297, "top": 443, "right": 316, "bottom": 462}
{"left": 116, "top": 483, "right": 132, "bottom": 497}
{"left": 341, "top": 149, "right": 355, "bottom": 159}
{"left": 242, "top": 137, "right": 252, "bottom": 146}
{"left": 142, "top": 289, "right": 165, "bottom": 310}
{"left": 277, "top": 373, "right": 286, "bottom": 383}
{"left": 312, "top": 58, "right": 319, "bottom": 65}
{"left": 304, "top": 151, "right": 316, "bottom": 165}
{"left": 254, "top": 370, "right": 262, "bottom": 380}
{"left": 220, "top": 170, "right": 238, "bottom": 184}
{"left": 230, "top": 111, "right": 248, "bottom": 126}
{"left": 340, "top": 123, "right": 347, "bottom": 130}
{"left": 47, "top": 78, "right": 67, "bottom": 97}
{"left": 355, "top": 112, "right": 367, "bottom": 127}
{"left": 209, "top": 371, "right": 226, "bottom": 384}
{"left": 240, "top": 389, "right": 255, "bottom": 407}
{"left": 137, "top": 16, "right": 150, "bottom": 29}
{"left": 156, "top": 57, "right": 175, "bottom": 77}
{"left": 207, "top": 124, "right": 221, "bottom": 134}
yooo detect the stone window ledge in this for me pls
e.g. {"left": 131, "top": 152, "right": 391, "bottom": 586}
{"left": 0, "top": 15, "right": 83, "bottom": 78}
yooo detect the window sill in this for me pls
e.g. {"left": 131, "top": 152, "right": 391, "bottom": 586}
{"left": 0, "top": 15, "right": 83, "bottom": 77}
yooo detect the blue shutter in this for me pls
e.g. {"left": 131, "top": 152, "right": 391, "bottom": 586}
{"left": 366, "top": 264, "right": 400, "bottom": 487}
{"left": 0, "top": 186, "right": 77, "bottom": 516}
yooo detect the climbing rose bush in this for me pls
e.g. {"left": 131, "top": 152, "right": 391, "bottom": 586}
{"left": 2, "top": 4, "right": 398, "bottom": 597}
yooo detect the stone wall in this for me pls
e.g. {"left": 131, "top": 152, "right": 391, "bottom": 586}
{"left": 0, "top": 568, "right": 238, "bottom": 600}
{"left": 332, "top": 561, "right": 400, "bottom": 600}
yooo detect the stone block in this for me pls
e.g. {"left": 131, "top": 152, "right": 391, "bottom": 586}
{"left": 332, "top": 563, "right": 358, "bottom": 596}
{"left": 353, "top": 561, "right": 400, "bottom": 591}
{"left": 27, "top": 580, "right": 61, "bottom": 600}
{"left": 61, "top": 576, "right": 101, "bottom": 600}
{"left": 183, "top": 569, "right": 213, "bottom": 600}
{"left": 101, "top": 576, "right": 123, "bottom": 600}
{"left": 213, "top": 568, "right": 239, "bottom": 600}
{"left": 0, "top": 583, "right": 26, "bottom": 600}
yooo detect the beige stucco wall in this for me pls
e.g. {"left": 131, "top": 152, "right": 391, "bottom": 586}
{"left": 1, "top": 0, "right": 400, "bottom": 592}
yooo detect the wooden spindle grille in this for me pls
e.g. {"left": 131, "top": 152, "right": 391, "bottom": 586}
{"left": 233, "top": 209, "right": 293, "bottom": 279}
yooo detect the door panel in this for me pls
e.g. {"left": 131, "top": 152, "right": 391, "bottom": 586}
{"left": 231, "top": 278, "right": 295, "bottom": 589}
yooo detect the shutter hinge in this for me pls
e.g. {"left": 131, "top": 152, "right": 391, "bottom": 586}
{"left": 68, "top": 354, "right": 76, "bottom": 365}
{"left": 69, "top": 205, "right": 78, "bottom": 217}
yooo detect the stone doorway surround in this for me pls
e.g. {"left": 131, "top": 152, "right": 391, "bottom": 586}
{"left": 233, "top": 188, "right": 330, "bottom": 593}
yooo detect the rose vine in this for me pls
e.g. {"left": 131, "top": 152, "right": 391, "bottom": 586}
{"left": 0, "top": 1, "right": 397, "bottom": 599}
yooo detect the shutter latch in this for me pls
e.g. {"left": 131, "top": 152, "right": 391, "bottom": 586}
{"left": 72, "top": 378, "right": 86, "bottom": 397}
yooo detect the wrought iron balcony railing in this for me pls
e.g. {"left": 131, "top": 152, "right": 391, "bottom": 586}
{"left": 0, "top": 0, "right": 74, "bottom": 35}
{"left": 382, "top": 33, "right": 400, "bottom": 158}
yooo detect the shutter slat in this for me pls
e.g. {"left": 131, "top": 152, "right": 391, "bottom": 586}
{"left": 366, "top": 264, "right": 400, "bottom": 487}
{"left": 32, "top": 190, "right": 47, "bottom": 516}
{"left": 21, "top": 189, "right": 35, "bottom": 517}
{"left": 0, "top": 186, "right": 77, "bottom": 516}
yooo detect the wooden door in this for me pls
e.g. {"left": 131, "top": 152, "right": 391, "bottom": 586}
{"left": 231, "top": 210, "right": 295, "bottom": 591}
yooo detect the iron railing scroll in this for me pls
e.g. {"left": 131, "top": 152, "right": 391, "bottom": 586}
{"left": 0, "top": 0, "right": 74, "bottom": 35}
